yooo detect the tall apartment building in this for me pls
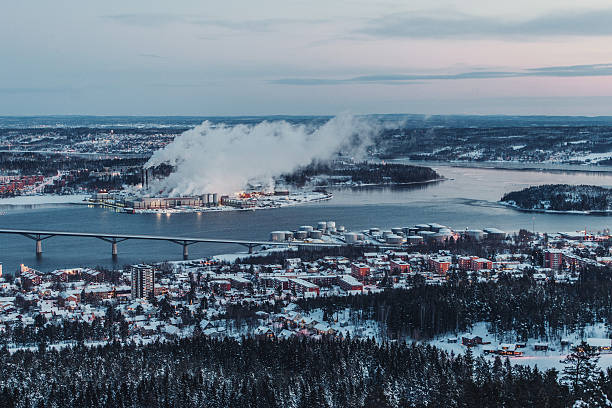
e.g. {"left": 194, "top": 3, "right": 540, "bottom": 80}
{"left": 544, "top": 249, "right": 563, "bottom": 270}
{"left": 131, "top": 265, "right": 155, "bottom": 299}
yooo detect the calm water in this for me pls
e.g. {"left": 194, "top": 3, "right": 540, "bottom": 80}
{"left": 1, "top": 164, "right": 612, "bottom": 272}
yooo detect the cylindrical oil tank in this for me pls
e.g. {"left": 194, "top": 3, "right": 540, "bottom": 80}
{"left": 369, "top": 227, "right": 380, "bottom": 235}
{"left": 386, "top": 234, "right": 404, "bottom": 245}
{"left": 337, "top": 225, "right": 345, "bottom": 233}
{"left": 299, "top": 225, "right": 314, "bottom": 232}
{"left": 484, "top": 228, "right": 507, "bottom": 240}
{"left": 294, "top": 230, "right": 308, "bottom": 240}
{"left": 309, "top": 230, "right": 323, "bottom": 239}
{"left": 402, "top": 227, "right": 411, "bottom": 235}
{"left": 344, "top": 232, "right": 359, "bottom": 244}
{"left": 415, "top": 224, "right": 430, "bottom": 231}
{"left": 429, "top": 223, "right": 446, "bottom": 232}
{"left": 212, "top": 193, "right": 219, "bottom": 205}
{"left": 328, "top": 227, "right": 337, "bottom": 234}
{"left": 432, "top": 232, "right": 451, "bottom": 243}
{"left": 356, "top": 233, "right": 365, "bottom": 241}
{"left": 407, "top": 235, "right": 424, "bottom": 244}
{"left": 382, "top": 230, "right": 393, "bottom": 238}
{"left": 269, "top": 231, "right": 285, "bottom": 241}
{"left": 326, "top": 221, "right": 336, "bottom": 229}
{"left": 391, "top": 227, "right": 403, "bottom": 235}
{"left": 317, "top": 221, "right": 327, "bottom": 231}
{"left": 418, "top": 231, "right": 436, "bottom": 240}
{"left": 283, "top": 231, "right": 294, "bottom": 241}
{"left": 408, "top": 227, "right": 419, "bottom": 235}
{"left": 465, "top": 229, "right": 485, "bottom": 241}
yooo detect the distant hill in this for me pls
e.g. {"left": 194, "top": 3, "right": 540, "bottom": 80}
{"left": 500, "top": 184, "right": 612, "bottom": 212}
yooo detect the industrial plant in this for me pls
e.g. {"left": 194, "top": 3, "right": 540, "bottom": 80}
{"left": 269, "top": 221, "right": 508, "bottom": 246}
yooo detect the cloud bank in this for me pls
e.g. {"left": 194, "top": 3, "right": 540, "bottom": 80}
{"left": 144, "top": 114, "right": 378, "bottom": 196}
{"left": 360, "top": 9, "right": 612, "bottom": 39}
{"left": 272, "top": 63, "right": 612, "bottom": 86}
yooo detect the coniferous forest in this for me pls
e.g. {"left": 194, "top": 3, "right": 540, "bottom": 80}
{"left": 3, "top": 335, "right": 610, "bottom": 408}
{"left": 501, "top": 184, "right": 612, "bottom": 212}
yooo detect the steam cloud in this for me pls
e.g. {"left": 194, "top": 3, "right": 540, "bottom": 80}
{"left": 144, "top": 114, "right": 378, "bottom": 196}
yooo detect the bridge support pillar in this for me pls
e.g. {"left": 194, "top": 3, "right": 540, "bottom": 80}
{"left": 183, "top": 244, "right": 189, "bottom": 260}
{"left": 36, "top": 239, "right": 42, "bottom": 256}
{"left": 112, "top": 242, "right": 118, "bottom": 257}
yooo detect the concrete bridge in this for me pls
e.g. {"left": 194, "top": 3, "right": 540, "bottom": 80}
{"left": 0, "top": 228, "right": 343, "bottom": 260}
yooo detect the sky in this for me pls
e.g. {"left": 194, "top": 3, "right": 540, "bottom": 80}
{"left": 2, "top": 0, "right": 612, "bottom": 116}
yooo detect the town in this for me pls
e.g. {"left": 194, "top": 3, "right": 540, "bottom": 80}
{"left": 1, "top": 221, "right": 611, "bottom": 357}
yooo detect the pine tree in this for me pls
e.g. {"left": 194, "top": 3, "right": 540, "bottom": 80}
{"left": 561, "top": 341, "right": 603, "bottom": 402}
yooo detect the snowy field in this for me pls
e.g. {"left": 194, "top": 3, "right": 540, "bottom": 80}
{"left": 427, "top": 321, "right": 612, "bottom": 371}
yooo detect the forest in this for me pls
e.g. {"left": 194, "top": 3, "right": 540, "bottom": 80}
{"left": 501, "top": 184, "right": 612, "bottom": 212}
{"left": 2, "top": 335, "right": 611, "bottom": 408}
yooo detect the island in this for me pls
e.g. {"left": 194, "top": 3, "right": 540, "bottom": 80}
{"left": 282, "top": 161, "right": 442, "bottom": 187}
{"left": 500, "top": 184, "right": 612, "bottom": 213}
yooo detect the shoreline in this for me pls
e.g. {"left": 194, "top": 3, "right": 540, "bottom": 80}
{"left": 390, "top": 158, "right": 612, "bottom": 175}
{"left": 498, "top": 201, "right": 612, "bottom": 216}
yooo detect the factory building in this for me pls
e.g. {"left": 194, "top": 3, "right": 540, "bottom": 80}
{"left": 125, "top": 194, "right": 219, "bottom": 210}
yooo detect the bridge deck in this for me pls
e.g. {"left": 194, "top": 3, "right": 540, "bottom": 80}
{"left": 0, "top": 228, "right": 343, "bottom": 247}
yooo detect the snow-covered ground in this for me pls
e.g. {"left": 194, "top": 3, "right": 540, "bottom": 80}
{"left": 0, "top": 194, "right": 88, "bottom": 206}
{"left": 427, "top": 322, "right": 612, "bottom": 371}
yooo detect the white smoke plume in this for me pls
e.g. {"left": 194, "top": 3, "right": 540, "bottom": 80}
{"left": 144, "top": 114, "right": 379, "bottom": 196}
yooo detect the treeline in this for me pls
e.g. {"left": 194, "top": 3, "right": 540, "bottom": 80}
{"left": 0, "top": 335, "right": 599, "bottom": 408}
{"left": 283, "top": 162, "right": 440, "bottom": 186}
{"left": 297, "top": 266, "right": 612, "bottom": 341}
{"left": 501, "top": 184, "right": 612, "bottom": 212}
{"left": 0, "top": 153, "right": 147, "bottom": 175}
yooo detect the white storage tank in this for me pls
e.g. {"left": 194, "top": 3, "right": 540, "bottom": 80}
{"left": 386, "top": 234, "right": 404, "bottom": 245}
{"left": 407, "top": 235, "right": 424, "bottom": 244}
{"left": 309, "top": 230, "right": 323, "bottom": 239}
{"left": 429, "top": 223, "right": 446, "bottom": 232}
{"left": 317, "top": 221, "right": 327, "bottom": 231}
{"left": 415, "top": 224, "right": 430, "bottom": 231}
{"left": 270, "top": 231, "right": 286, "bottom": 241}
{"left": 283, "top": 231, "right": 294, "bottom": 241}
{"left": 418, "top": 231, "right": 436, "bottom": 240}
{"left": 294, "top": 230, "right": 308, "bottom": 240}
{"left": 391, "top": 227, "right": 403, "bottom": 235}
{"left": 432, "top": 232, "right": 451, "bottom": 243}
{"left": 326, "top": 221, "right": 336, "bottom": 229}
{"left": 337, "top": 225, "right": 345, "bottom": 233}
{"left": 484, "top": 228, "right": 507, "bottom": 240}
{"left": 344, "top": 232, "right": 359, "bottom": 244}
{"left": 356, "top": 233, "right": 366, "bottom": 241}
{"left": 299, "top": 225, "right": 314, "bottom": 232}
{"left": 369, "top": 227, "right": 380, "bottom": 234}
{"left": 382, "top": 230, "right": 393, "bottom": 238}
{"left": 465, "top": 229, "right": 485, "bottom": 241}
